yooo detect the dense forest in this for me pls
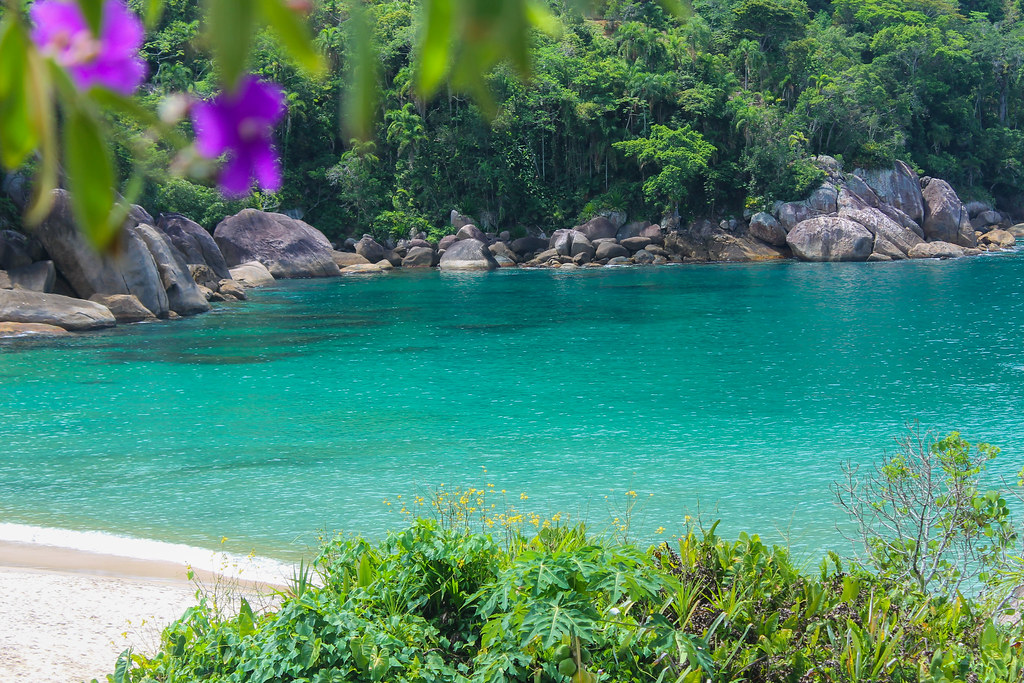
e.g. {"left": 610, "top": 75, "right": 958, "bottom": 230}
{"left": 8, "top": 0, "right": 1024, "bottom": 241}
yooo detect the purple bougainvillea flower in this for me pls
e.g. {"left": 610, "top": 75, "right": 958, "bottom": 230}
{"left": 30, "top": 0, "right": 146, "bottom": 95}
{"left": 192, "top": 77, "right": 287, "bottom": 197}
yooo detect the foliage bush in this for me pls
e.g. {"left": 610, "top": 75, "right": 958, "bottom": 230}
{"left": 109, "top": 472, "right": 1024, "bottom": 683}
{"left": 143, "top": 177, "right": 276, "bottom": 231}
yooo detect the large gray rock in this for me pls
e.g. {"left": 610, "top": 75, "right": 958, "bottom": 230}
{"left": 921, "top": 179, "right": 976, "bottom": 247}
{"left": 438, "top": 238, "right": 499, "bottom": 270}
{"left": 616, "top": 221, "right": 651, "bottom": 241}
{"left": 0, "top": 271, "right": 9, "bottom": 288}
{"left": 31, "top": 190, "right": 169, "bottom": 317}
{"left": 7, "top": 261, "right": 56, "bottom": 293}
{"left": 454, "top": 224, "right": 487, "bottom": 242}
{"left": 156, "top": 213, "right": 231, "bottom": 279}
{"left": 568, "top": 231, "right": 594, "bottom": 260}
{"left": 787, "top": 216, "right": 874, "bottom": 262}
{"left": 402, "top": 245, "right": 437, "bottom": 268}
{"left": 747, "top": 212, "right": 787, "bottom": 247}
{"left": 639, "top": 224, "right": 665, "bottom": 244}
{"left": 354, "top": 236, "right": 385, "bottom": 263}
{"left": 0, "top": 230, "right": 36, "bottom": 270}
{"left": 510, "top": 236, "right": 548, "bottom": 256}
{"left": 621, "top": 236, "right": 651, "bottom": 252}
{"left": 908, "top": 241, "right": 965, "bottom": 259}
{"left": 333, "top": 251, "right": 371, "bottom": 267}
{"left": 776, "top": 184, "right": 839, "bottom": 231}
{"left": 575, "top": 216, "right": 617, "bottom": 241}
{"left": 489, "top": 241, "right": 518, "bottom": 263}
{"left": 0, "top": 289, "right": 115, "bottom": 330}
{"left": 840, "top": 207, "right": 923, "bottom": 256}
{"left": 437, "top": 234, "right": 458, "bottom": 251}
{"left": 214, "top": 209, "right": 341, "bottom": 278}
{"left": 450, "top": 210, "right": 474, "bottom": 229}
{"left": 853, "top": 161, "right": 924, "bottom": 223}
{"left": 88, "top": 293, "right": 156, "bottom": 323}
{"left": 871, "top": 235, "right": 906, "bottom": 260}
{"left": 1008, "top": 223, "right": 1024, "bottom": 238}
{"left": 596, "top": 241, "right": 629, "bottom": 260}
{"left": 229, "top": 261, "right": 276, "bottom": 287}
{"left": 133, "top": 224, "right": 210, "bottom": 316}
{"left": 707, "top": 234, "right": 787, "bottom": 262}
{"left": 550, "top": 229, "right": 573, "bottom": 256}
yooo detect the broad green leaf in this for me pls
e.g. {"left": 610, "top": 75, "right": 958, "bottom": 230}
{"left": 238, "top": 597, "right": 255, "bottom": 637}
{"left": 415, "top": 0, "right": 454, "bottom": 98}
{"left": 0, "top": 21, "right": 36, "bottom": 169}
{"left": 257, "top": 0, "right": 325, "bottom": 76}
{"left": 89, "top": 89, "right": 161, "bottom": 129}
{"left": 76, "top": 0, "right": 103, "bottom": 35}
{"left": 112, "top": 648, "right": 132, "bottom": 683}
{"left": 342, "top": 5, "right": 379, "bottom": 141}
{"left": 24, "top": 50, "right": 58, "bottom": 225}
{"left": 524, "top": 1, "right": 561, "bottom": 36}
{"left": 205, "top": 0, "right": 256, "bottom": 88}
{"left": 63, "top": 104, "right": 118, "bottom": 250}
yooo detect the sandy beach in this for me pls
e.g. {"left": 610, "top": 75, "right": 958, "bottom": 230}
{"left": 0, "top": 541, "right": 286, "bottom": 682}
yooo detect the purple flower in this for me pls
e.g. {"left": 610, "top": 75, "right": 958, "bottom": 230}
{"left": 192, "top": 77, "right": 287, "bottom": 197}
{"left": 30, "top": 0, "right": 146, "bottom": 95}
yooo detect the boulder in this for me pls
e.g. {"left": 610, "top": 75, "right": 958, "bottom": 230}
{"left": 489, "top": 241, "right": 518, "bottom": 263}
{"left": 7, "top": 261, "right": 56, "bottom": 292}
{"left": 450, "top": 210, "right": 474, "bottom": 229}
{"left": 748, "top": 212, "right": 787, "bottom": 247}
{"left": 188, "top": 263, "right": 220, "bottom": 290}
{"left": 616, "top": 221, "right": 650, "bottom": 241}
{"left": 438, "top": 238, "right": 499, "bottom": 270}
{"left": 528, "top": 248, "right": 559, "bottom": 265}
{"left": 402, "top": 246, "right": 437, "bottom": 268}
{"left": 550, "top": 229, "right": 573, "bottom": 256}
{"left": 493, "top": 254, "right": 516, "bottom": 267}
{"left": 853, "top": 161, "right": 924, "bottom": 223}
{"left": 839, "top": 207, "right": 923, "bottom": 256}
{"left": 575, "top": 216, "right": 617, "bottom": 241}
{"left": 381, "top": 250, "right": 402, "bottom": 267}
{"left": 838, "top": 176, "right": 881, "bottom": 212}
{"left": 333, "top": 250, "right": 371, "bottom": 268}
{"left": 621, "top": 236, "right": 651, "bottom": 252}
{"left": 786, "top": 216, "right": 874, "bottom": 262}
{"left": 0, "top": 321, "right": 70, "bottom": 337}
{"left": 0, "top": 230, "right": 36, "bottom": 270}
{"left": 866, "top": 253, "right": 893, "bottom": 262}
{"left": 971, "top": 210, "right": 1004, "bottom": 232}
{"left": 375, "top": 259, "right": 395, "bottom": 270}
{"left": 606, "top": 256, "right": 631, "bottom": 266}
{"left": 595, "top": 241, "right": 629, "bottom": 260}
{"left": 921, "top": 179, "right": 976, "bottom": 247}
{"left": 31, "top": 190, "right": 170, "bottom": 317}
{"left": 0, "top": 271, "right": 8, "bottom": 288}
{"left": 214, "top": 209, "right": 341, "bottom": 278}
{"left": 156, "top": 213, "right": 232, "bottom": 279}
{"left": 229, "top": 261, "right": 276, "bottom": 287}
{"left": 979, "top": 229, "right": 1015, "bottom": 248}
{"left": 568, "top": 232, "right": 595, "bottom": 260}
{"left": 707, "top": 234, "right": 787, "bottom": 262}
{"left": 340, "top": 263, "right": 386, "bottom": 275}
{"left": 664, "top": 232, "right": 709, "bottom": 261}
{"left": 871, "top": 235, "right": 906, "bottom": 260}
{"left": 132, "top": 224, "right": 211, "bottom": 316}
{"left": 455, "top": 224, "right": 487, "bottom": 242}
{"left": 0, "top": 289, "right": 116, "bottom": 330}
{"left": 1009, "top": 223, "right": 1024, "bottom": 238}
{"left": 88, "top": 293, "right": 156, "bottom": 323}
{"left": 217, "top": 279, "right": 246, "bottom": 301}
{"left": 964, "top": 200, "right": 992, "bottom": 218}
{"left": 354, "top": 236, "right": 385, "bottom": 263}
{"left": 633, "top": 249, "right": 656, "bottom": 265}
{"left": 908, "top": 241, "right": 965, "bottom": 259}
{"left": 510, "top": 236, "right": 548, "bottom": 256}
{"left": 437, "top": 234, "right": 458, "bottom": 251}
{"left": 571, "top": 251, "right": 591, "bottom": 265}
{"left": 605, "top": 210, "right": 628, "bottom": 229}
{"left": 639, "top": 224, "right": 665, "bottom": 244}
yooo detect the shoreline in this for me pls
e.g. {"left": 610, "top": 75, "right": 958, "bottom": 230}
{"left": 0, "top": 538, "right": 288, "bottom": 683}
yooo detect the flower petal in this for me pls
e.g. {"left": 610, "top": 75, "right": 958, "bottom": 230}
{"left": 192, "top": 101, "right": 231, "bottom": 157}
{"left": 251, "top": 142, "right": 282, "bottom": 192}
{"left": 218, "top": 153, "right": 254, "bottom": 198}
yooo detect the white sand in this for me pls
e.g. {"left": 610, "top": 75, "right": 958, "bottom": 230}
{"left": 0, "top": 543, "right": 287, "bottom": 682}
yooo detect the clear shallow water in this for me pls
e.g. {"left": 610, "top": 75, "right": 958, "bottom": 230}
{"left": 1, "top": 254, "right": 1023, "bottom": 563}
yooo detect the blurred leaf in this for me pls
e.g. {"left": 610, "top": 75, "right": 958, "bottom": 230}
{"left": 0, "top": 21, "right": 37, "bottom": 169}
{"left": 524, "top": 1, "right": 561, "bottom": 36}
{"left": 144, "top": 0, "right": 165, "bottom": 28}
{"left": 76, "top": 0, "right": 103, "bottom": 35}
{"left": 342, "top": 4, "right": 379, "bottom": 141}
{"left": 24, "top": 51, "right": 58, "bottom": 224}
{"left": 416, "top": 0, "right": 454, "bottom": 98}
{"left": 205, "top": 0, "right": 256, "bottom": 88}
{"left": 63, "top": 103, "right": 118, "bottom": 250}
{"left": 257, "top": 0, "right": 325, "bottom": 76}
{"left": 90, "top": 89, "right": 161, "bottom": 128}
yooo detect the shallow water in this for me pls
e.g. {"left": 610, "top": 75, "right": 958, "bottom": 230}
{"left": 2, "top": 253, "right": 1023, "bottom": 562}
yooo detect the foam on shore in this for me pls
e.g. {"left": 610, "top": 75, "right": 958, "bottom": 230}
{"left": 0, "top": 522, "right": 295, "bottom": 585}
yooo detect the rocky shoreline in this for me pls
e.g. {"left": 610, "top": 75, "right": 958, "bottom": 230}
{"left": 0, "top": 157, "right": 1020, "bottom": 337}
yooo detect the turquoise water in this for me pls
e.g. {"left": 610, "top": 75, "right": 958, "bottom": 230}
{"left": 2, "top": 254, "right": 1023, "bottom": 562}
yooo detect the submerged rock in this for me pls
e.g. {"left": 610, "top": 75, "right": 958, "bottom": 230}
{"left": 0, "top": 289, "right": 116, "bottom": 331}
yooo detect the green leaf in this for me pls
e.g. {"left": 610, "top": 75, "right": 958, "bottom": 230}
{"left": 238, "top": 597, "right": 255, "bottom": 637}
{"left": 416, "top": 0, "right": 454, "bottom": 98}
{"left": 76, "top": 0, "right": 104, "bottom": 35}
{"left": 841, "top": 576, "right": 860, "bottom": 603}
{"left": 144, "top": 0, "right": 165, "bottom": 28}
{"left": 257, "top": 0, "right": 325, "bottom": 76}
{"left": 0, "top": 21, "right": 36, "bottom": 169}
{"left": 112, "top": 648, "right": 132, "bottom": 683}
{"left": 205, "top": 0, "right": 256, "bottom": 88}
{"left": 63, "top": 104, "right": 118, "bottom": 251}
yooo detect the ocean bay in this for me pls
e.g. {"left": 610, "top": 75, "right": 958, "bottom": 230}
{"left": 1, "top": 255, "right": 1022, "bottom": 562}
